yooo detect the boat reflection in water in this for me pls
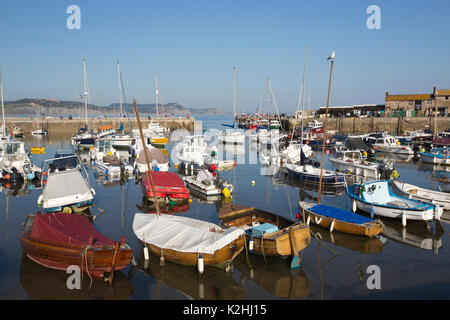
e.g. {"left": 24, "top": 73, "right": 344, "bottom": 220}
{"left": 234, "top": 254, "right": 310, "bottom": 299}
{"left": 19, "top": 253, "right": 134, "bottom": 300}
{"left": 376, "top": 151, "right": 414, "bottom": 163}
{"left": 381, "top": 219, "right": 443, "bottom": 254}
{"left": 1, "top": 179, "right": 41, "bottom": 197}
{"left": 130, "top": 245, "right": 245, "bottom": 300}
{"left": 309, "top": 225, "right": 385, "bottom": 255}
{"left": 136, "top": 196, "right": 190, "bottom": 215}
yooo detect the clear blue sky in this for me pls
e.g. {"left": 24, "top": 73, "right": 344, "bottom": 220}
{"left": 0, "top": 0, "right": 449, "bottom": 113}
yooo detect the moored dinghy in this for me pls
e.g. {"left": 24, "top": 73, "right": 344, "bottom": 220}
{"left": 20, "top": 213, "right": 133, "bottom": 280}
{"left": 391, "top": 179, "right": 450, "bottom": 211}
{"left": 218, "top": 203, "right": 311, "bottom": 269}
{"left": 346, "top": 180, "right": 443, "bottom": 226}
{"left": 133, "top": 213, "right": 245, "bottom": 271}
{"left": 298, "top": 201, "right": 383, "bottom": 237}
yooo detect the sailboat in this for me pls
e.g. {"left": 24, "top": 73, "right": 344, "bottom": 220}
{"left": 31, "top": 104, "right": 47, "bottom": 135}
{"left": 0, "top": 69, "right": 10, "bottom": 143}
{"left": 298, "top": 51, "right": 384, "bottom": 237}
{"left": 71, "top": 57, "right": 96, "bottom": 149}
{"left": 218, "top": 67, "right": 245, "bottom": 144}
{"left": 111, "top": 61, "right": 135, "bottom": 150}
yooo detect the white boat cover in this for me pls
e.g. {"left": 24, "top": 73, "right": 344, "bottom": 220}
{"left": 133, "top": 213, "right": 244, "bottom": 255}
{"left": 42, "top": 169, "right": 93, "bottom": 204}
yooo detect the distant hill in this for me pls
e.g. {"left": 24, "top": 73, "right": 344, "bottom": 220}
{"left": 3, "top": 98, "right": 228, "bottom": 116}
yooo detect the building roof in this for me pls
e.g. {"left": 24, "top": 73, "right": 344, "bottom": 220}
{"left": 435, "top": 89, "right": 450, "bottom": 96}
{"left": 385, "top": 94, "right": 432, "bottom": 101}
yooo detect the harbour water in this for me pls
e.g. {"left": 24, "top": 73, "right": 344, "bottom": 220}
{"left": 0, "top": 114, "right": 449, "bottom": 300}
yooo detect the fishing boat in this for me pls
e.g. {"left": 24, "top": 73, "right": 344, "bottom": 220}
{"left": 94, "top": 154, "right": 134, "bottom": 179}
{"left": 133, "top": 213, "right": 245, "bottom": 271}
{"left": 307, "top": 120, "right": 323, "bottom": 130}
{"left": 31, "top": 128, "right": 48, "bottom": 136}
{"left": 218, "top": 203, "right": 310, "bottom": 268}
{"left": 37, "top": 154, "right": 95, "bottom": 213}
{"left": 96, "top": 125, "right": 115, "bottom": 139}
{"left": 298, "top": 201, "right": 384, "bottom": 237}
{"left": 20, "top": 212, "right": 133, "bottom": 279}
{"left": 12, "top": 125, "right": 24, "bottom": 138}
{"left": 284, "top": 161, "right": 345, "bottom": 187}
{"left": 419, "top": 148, "right": 450, "bottom": 165}
{"left": 270, "top": 119, "right": 281, "bottom": 130}
{"left": 329, "top": 148, "right": 393, "bottom": 179}
{"left": 140, "top": 171, "right": 190, "bottom": 203}
{"left": 174, "top": 135, "right": 214, "bottom": 169}
{"left": 391, "top": 180, "right": 450, "bottom": 211}
{"left": 372, "top": 135, "right": 414, "bottom": 155}
{"left": 346, "top": 180, "right": 443, "bottom": 225}
{"left": 135, "top": 147, "right": 169, "bottom": 174}
{"left": 183, "top": 169, "right": 233, "bottom": 198}
{"left": 89, "top": 138, "right": 118, "bottom": 161}
{"left": 0, "top": 141, "right": 42, "bottom": 181}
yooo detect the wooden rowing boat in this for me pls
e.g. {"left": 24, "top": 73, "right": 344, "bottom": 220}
{"left": 133, "top": 213, "right": 245, "bottom": 271}
{"left": 19, "top": 213, "right": 133, "bottom": 279}
{"left": 391, "top": 179, "right": 450, "bottom": 211}
{"left": 299, "top": 201, "right": 384, "bottom": 237}
{"left": 218, "top": 203, "right": 311, "bottom": 266}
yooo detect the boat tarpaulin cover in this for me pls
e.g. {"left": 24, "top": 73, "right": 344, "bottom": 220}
{"left": 133, "top": 213, "right": 244, "bottom": 255}
{"left": 30, "top": 213, "right": 115, "bottom": 246}
{"left": 310, "top": 204, "right": 374, "bottom": 225}
{"left": 43, "top": 169, "right": 93, "bottom": 202}
{"left": 141, "top": 171, "right": 187, "bottom": 189}
{"left": 137, "top": 148, "right": 168, "bottom": 165}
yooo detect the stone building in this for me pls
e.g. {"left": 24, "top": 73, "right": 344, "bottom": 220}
{"left": 385, "top": 86, "right": 450, "bottom": 117}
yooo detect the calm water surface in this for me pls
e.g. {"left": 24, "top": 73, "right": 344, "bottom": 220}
{"left": 0, "top": 115, "right": 449, "bottom": 300}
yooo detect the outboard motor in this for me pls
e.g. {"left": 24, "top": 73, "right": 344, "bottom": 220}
{"left": 379, "top": 160, "right": 395, "bottom": 180}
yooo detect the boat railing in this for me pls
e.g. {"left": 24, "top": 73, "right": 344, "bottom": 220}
{"left": 40, "top": 154, "right": 90, "bottom": 186}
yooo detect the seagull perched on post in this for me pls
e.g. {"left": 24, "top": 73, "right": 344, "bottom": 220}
{"left": 327, "top": 51, "right": 335, "bottom": 60}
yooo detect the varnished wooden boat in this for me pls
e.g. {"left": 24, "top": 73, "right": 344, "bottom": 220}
{"left": 299, "top": 201, "right": 384, "bottom": 238}
{"left": 218, "top": 203, "right": 311, "bottom": 265}
{"left": 133, "top": 213, "right": 245, "bottom": 270}
{"left": 19, "top": 213, "right": 133, "bottom": 279}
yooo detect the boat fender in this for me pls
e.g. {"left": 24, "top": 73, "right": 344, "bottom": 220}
{"left": 330, "top": 220, "right": 335, "bottom": 232}
{"left": 198, "top": 253, "right": 204, "bottom": 274}
{"left": 352, "top": 200, "right": 357, "bottom": 213}
{"left": 249, "top": 238, "right": 254, "bottom": 251}
{"left": 402, "top": 212, "right": 407, "bottom": 228}
{"left": 315, "top": 216, "right": 323, "bottom": 224}
{"left": 370, "top": 206, "right": 374, "bottom": 219}
{"left": 91, "top": 188, "right": 96, "bottom": 195}
{"left": 222, "top": 187, "right": 231, "bottom": 198}
{"left": 250, "top": 268, "right": 254, "bottom": 279}
{"left": 143, "top": 246, "right": 149, "bottom": 260}
{"left": 37, "top": 194, "right": 43, "bottom": 206}
{"left": 93, "top": 161, "right": 95, "bottom": 167}
{"left": 434, "top": 205, "right": 441, "bottom": 220}
{"left": 160, "top": 252, "right": 165, "bottom": 266}
{"left": 306, "top": 215, "right": 310, "bottom": 226}
{"left": 105, "top": 168, "right": 109, "bottom": 176}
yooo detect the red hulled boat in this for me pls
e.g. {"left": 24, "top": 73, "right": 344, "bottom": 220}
{"left": 140, "top": 171, "right": 190, "bottom": 202}
{"left": 19, "top": 213, "right": 133, "bottom": 278}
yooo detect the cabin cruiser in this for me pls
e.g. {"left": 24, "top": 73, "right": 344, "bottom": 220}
{"left": 0, "top": 141, "right": 42, "bottom": 181}
{"left": 307, "top": 120, "right": 323, "bottom": 130}
{"left": 89, "top": 138, "right": 119, "bottom": 161}
{"left": 372, "top": 135, "right": 414, "bottom": 155}
{"left": 71, "top": 125, "right": 96, "bottom": 149}
{"left": 135, "top": 147, "right": 169, "bottom": 174}
{"left": 329, "top": 148, "right": 393, "bottom": 179}
{"left": 37, "top": 153, "right": 95, "bottom": 213}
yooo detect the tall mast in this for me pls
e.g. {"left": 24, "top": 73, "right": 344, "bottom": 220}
{"left": 233, "top": 66, "right": 236, "bottom": 127}
{"left": 300, "top": 45, "right": 307, "bottom": 144}
{"left": 0, "top": 69, "right": 5, "bottom": 136}
{"left": 155, "top": 72, "right": 159, "bottom": 120}
{"left": 82, "top": 57, "right": 88, "bottom": 126}
{"left": 317, "top": 52, "right": 335, "bottom": 204}
{"left": 117, "top": 61, "right": 123, "bottom": 119}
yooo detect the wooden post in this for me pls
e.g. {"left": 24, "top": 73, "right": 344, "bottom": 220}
{"left": 133, "top": 99, "right": 161, "bottom": 214}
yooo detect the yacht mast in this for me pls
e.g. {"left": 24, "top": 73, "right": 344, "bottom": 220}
{"left": 82, "top": 57, "right": 88, "bottom": 126}
{"left": 117, "top": 61, "right": 123, "bottom": 119}
{"left": 0, "top": 70, "right": 6, "bottom": 135}
{"left": 155, "top": 72, "right": 159, "bottom": 121}
{"left": 300, "top": 45, "right": 307, "bottom": 144}
{"left": 233, "top": 66, "right": 236, "bottom": 128}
